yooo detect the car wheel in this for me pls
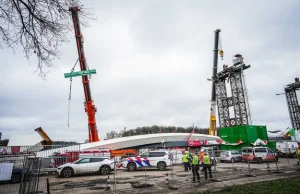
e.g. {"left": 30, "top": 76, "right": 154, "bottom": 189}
{"left": 230, "top": 158, "right": 235, "bottom": 163}
{"left": 10, "top": 174, "right": 21, "bottom": 184}
{"left": 157, "top": 162, "right": 166, "bottom": 171}
{"left": 257, "top": 158, "right": 263, "bottom": 163}
{"left": 100, "top": 165, "right": 111, "bottom": 175}
{"left": 127, "top": 162, "right": 137, "bottom": 172}
{"left": 61, "top": 168, "right": 73, "bottom": 178}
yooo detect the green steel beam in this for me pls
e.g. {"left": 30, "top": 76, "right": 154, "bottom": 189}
{"left": 64, "top": 69, "right": 96, "bottom": 78}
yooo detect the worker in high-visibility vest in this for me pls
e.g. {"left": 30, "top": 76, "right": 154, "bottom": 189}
{"left": 182, "top": 153, "right": 189, "bottom": 171}
{"left": 202, "top": 152, "right": 212, "bottom": 179}
{"left": 199, "top": 150, "right": 205, "bottom": 163}
{"left": 191, "top": 152, "right": 200, "bottom": 182}
{"left": 199, "top": 150, "right": 205, "bottom": 171}
{"left": 185, "top": 148, "right": 191, "bottom": 170}
{"left": 296, "top": 147, "right": 300, "bottom": 165}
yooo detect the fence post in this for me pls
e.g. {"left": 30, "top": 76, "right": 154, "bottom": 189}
{"left": 285, "top": 150, "right": 291, "bottom": 169}
{"left": 275, "top": 155, "right": 279, "bottom": 172}
{"left": 35, "top": 158, "right": 42, "bottom": 193}
{"left": 144, "top": 159, "right": 147, "bottom": 188}
{"left": 266, "top": 160, "right": 270, "bottom": 172}
{"left": 46, "top": 178, "right": 50, "bottom": 194}
{"left": 19, "top": 156, "right": 27, "bottom": 194}
{"left": 212, "top": 150, "right": 216, "bottom": 172}
{"left": 245, "top": 148, "right": 255, "bottom": 177}
{"left": 113, "top": 157, "right": 116, "bottom": 194}
{"left": 171, "top": 156, "right": 174, "bottom": 187}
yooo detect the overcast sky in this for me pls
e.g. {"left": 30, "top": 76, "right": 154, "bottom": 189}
{"left": 1, "top": 0, "right": 300, "bottom": 142}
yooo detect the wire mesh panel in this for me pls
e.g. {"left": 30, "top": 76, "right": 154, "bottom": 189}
{"left": 19, "top": 157, "right": 40, "bottom": 194}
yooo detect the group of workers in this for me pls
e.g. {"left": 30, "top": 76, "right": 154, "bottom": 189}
{"left": 182, "top": 149, "right": 212, "bottom": 183}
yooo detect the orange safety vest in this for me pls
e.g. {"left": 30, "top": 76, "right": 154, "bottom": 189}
{"left": 199, "top": 152, "right": 205, "bottom": 162}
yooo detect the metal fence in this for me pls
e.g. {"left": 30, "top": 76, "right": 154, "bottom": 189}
{"left": 0, "top": 145, "right": 299, "bottom": 194}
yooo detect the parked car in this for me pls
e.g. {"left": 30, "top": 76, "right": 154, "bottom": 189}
{"left": 120, "top": 150, "right": 172, "bottom": 171}
{"left": 242, "top": 147, "right": 278, "bottom": 163}
{"left": 219, "top": 150, "right": 242, "bottom": 163}
{"left": 57, "top": 157, "right": 114, "bottom": 178}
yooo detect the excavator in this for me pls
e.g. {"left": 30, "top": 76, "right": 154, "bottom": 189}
{"left": 208, "top": 29, "right": 223, "bottom": 136}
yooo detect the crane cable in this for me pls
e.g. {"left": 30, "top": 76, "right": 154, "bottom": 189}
{"left": 251, "top": 87, "right": 289, "bottom": 127}
{"left": 67, "top": 58, "right": 79, "bottom": 127}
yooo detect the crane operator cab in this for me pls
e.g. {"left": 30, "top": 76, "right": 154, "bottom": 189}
{"left": 233, "top": 54, "right": 244, "bottom": 66}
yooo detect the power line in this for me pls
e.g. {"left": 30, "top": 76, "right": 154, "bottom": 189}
{"left": 251, "top": 87, "right": 289, "bottom": 128}
{"left": 193, "top": 86, "right": 210, "bottom": 108}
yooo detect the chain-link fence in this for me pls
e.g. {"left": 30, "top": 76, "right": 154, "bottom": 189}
{"left": 0, "top": 145, "right": 299, "bottom": 194}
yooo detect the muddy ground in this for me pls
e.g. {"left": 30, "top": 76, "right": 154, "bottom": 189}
{"left": 1, "top": 158, "right": 299, "bottom": 194}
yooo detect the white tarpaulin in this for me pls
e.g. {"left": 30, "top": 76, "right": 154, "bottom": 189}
{"left": 0, "top": 163, "right": 14, "bottom": 181}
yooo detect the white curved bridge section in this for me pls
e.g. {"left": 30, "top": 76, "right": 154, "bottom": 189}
{"left": 36, "top": 133, "right": 220, "bottom": 157}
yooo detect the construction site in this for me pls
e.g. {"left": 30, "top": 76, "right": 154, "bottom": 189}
{"left": 1, "top": 1, "right": 300, "bottom": 194}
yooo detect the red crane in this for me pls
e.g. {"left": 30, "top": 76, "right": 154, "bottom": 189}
{"left": 69, "top": 7, "right": 100, "bottom": 142}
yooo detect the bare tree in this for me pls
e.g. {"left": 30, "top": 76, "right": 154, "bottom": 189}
{"left": 105, "top": 131, "right": 118, "bottom": 139}
{"left": 0, "top": 0, "right": 92, "bottom": 78}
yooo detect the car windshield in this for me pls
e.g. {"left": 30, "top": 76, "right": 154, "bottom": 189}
{"left": 140, "top": 152, "right": 149, "bottom": 158}
{"left": 220, "top": 151, "right": 229, "bottom": 155}
{"left": 242, "top": 148, "right": 252, "bottom": 153}
{"left": 72, "top": 158, "right": 83, "bottom": 164}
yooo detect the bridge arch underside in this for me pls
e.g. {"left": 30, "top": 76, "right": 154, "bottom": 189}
{"left": 120, "top": 141, "right": 219, "bottom": 150}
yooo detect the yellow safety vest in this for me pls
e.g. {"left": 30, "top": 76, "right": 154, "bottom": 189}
{"left": 192, "top": 155, "right": 199, "bottom": 165}
{"left": 185, "top": 151, "right": 190, "bottom": 157}
{"left": 203, "top": 155, "right": 211, "bottom": 165}
{"left": 182, "top": 154, "right": 188, "bottom": 162}
{"left": 297, "top": 149, "right": 300, "bottom": 155}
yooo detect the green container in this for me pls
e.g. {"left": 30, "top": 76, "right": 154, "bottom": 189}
{"left": 219, "top": 125, "right": 269, "bottom": 150}
{"left": 267, "top": 141, "right": 277, "bottom": 151}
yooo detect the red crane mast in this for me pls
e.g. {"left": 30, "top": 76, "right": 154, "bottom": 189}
{"left": 69, "top": 7, "right": 99, "bottom": 142}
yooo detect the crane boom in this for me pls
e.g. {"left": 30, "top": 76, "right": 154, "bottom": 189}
{"left": 69, "top": 7, "right": 100, "bottom": 142}
{"left": 209, "top": 29, "right": 222, "bottom": 136}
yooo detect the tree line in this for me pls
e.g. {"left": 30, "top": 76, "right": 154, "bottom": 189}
{"left": 105, "top": 125, "right": 212, "bottom": 139}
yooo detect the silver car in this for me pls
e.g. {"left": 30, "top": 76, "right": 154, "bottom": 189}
{"left": 219, "top": 150, "right": 242, "bottom": 163}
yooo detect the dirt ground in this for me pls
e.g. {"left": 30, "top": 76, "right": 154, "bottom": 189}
{"left": 1, "top": 158, "right": 299, "bottom": 194}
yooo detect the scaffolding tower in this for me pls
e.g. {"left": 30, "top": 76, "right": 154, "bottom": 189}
{"left": 284, "top": 78, "right": 300, "bottom": 131}
{"left": 215, "top": 54, "right": 251, "bottom": 128}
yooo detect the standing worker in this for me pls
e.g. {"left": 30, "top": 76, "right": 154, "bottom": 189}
{"left": 182, "top": 152, "right": 189, "bottom": 171}
{"left": 202, "top": 152, "right": 212, "bottom": 180}
{"left": 296, "top": 147, "right": 300, "bottom": 165}
{"left": 199, "top": 149, "right": 205, "bottom": 171}
{"left": 185, "top": 148, "right": 192, "bottom": 170}
{"left": 191, "top": 152, "right": 200, "bottom": 183}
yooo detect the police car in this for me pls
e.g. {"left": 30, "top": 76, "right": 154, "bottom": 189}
{"left": 119, "top": 150, "right": 172, "bottom": 171}
{"left": 242, "top": 147, "right": 278, "bottom": 163}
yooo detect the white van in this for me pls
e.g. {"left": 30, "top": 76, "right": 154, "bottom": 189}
{"left": 276, "top": 141, "right": 299, "bottom": 157}
{"left": 169, "top": 149, "right": 184, "bottom": 164}
{"left": 242, "top": 147, "right": 278, "bottom": 163}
